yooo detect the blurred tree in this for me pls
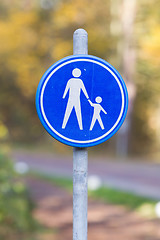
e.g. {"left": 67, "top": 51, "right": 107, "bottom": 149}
{"left": 0, "top": 0, "right": 159, "bottom": 156}
{"left": 0, "top": 0, "right": 114, "bottom": 144}
{"left": 131, "top": 0, "right": 160, "bottom": 155}
{"left": 110, "top": 0, "right": 137, "bottom": 157}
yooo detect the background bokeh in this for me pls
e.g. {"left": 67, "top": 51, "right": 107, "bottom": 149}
{"left": 0, "top": 1, "right": 160, "bottom": 239}
{"left": 0, "top": 0, "right": 160, "bottom": 158}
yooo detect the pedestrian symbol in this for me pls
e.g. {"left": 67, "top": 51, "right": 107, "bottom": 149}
{"left": 62, "top": 68, "right": 89, "bottom": 130}
{"left": 88, "top": 97, "right": 107, "bottom": 131}
{"left": 36, "top": 55, "right": 128, "bottom": 147}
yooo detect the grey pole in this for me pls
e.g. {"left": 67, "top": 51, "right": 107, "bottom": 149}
{"left": 73, "top": 29, "right": 88, "bottom": 240}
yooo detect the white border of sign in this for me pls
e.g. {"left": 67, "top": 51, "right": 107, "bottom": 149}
{"left": 40, "top": 58, "right": 125, "bottom": 144}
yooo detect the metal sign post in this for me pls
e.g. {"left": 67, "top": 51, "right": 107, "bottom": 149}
{"left": 36, "top": 28, "right": 128, "bottom": 240}
{"left": 73, "top": 29, "right": 88, "bottom": 240}
{"left": 73, "top": 147, "right": 88, "bottom": 240}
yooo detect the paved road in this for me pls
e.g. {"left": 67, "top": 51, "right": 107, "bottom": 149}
{"left": 11, "top": 151, "right": 160, "bottom": 200}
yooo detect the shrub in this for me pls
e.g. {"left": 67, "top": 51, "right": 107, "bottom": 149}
{"left": 0, "top": 150, "right": 35, "bottom": 239}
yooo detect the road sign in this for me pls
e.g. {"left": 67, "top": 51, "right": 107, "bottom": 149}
{"left": 36, "top": 55, "right": 128, "bottom": 147}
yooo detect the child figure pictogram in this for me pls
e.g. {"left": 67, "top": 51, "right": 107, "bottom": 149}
{"left": 88, "top": 96, "right": 107, "bottom": 131}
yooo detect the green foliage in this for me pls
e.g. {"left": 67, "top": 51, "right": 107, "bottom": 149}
{"left": 31, "top": 171, "right": 73, "bottom": 192}
{"left": 131, "top": 1, "right": 160, "bottom": 155}
{"left": 0, "top": 0, "right": 114, "bottom": 144}
{"left": 89, "top": 187, "right": 156, "bottom": 210}
{"left": 0, "top": 150, "right": 35, "bottom": 239}
{"left": 0, "top": 0, "right": 159, "bottom": 155}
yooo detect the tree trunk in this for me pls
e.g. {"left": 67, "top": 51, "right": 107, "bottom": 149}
{"left": 113, "top": 0, "right": 137, "bottom": 157}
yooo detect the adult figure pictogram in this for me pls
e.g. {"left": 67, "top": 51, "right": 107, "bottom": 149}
{"left": 62, "top": 68, "right": 89, "bottom": 130}
{"left": 88, "top": 96, "right": 107, "bottom": 130}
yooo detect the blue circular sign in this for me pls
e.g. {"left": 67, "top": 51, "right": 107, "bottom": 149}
{"left": 36, "top": 55, "right": 128, "bottom": 147}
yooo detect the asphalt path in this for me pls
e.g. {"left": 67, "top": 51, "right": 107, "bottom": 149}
{"left": 11, "top": 150, "right": 160, "bottom": 200}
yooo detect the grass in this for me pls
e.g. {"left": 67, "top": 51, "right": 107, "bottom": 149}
{"left": 30, "top": 171, "right": 73, "bottom": 191}
{"left": 30, "top": 171, "right": 157, "bottom": 218}
{"left": 88, "top": 187, "right": 155, "bottom": 209}
{"left": 89, "top": 187, "right": 157, "bottom": 218}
